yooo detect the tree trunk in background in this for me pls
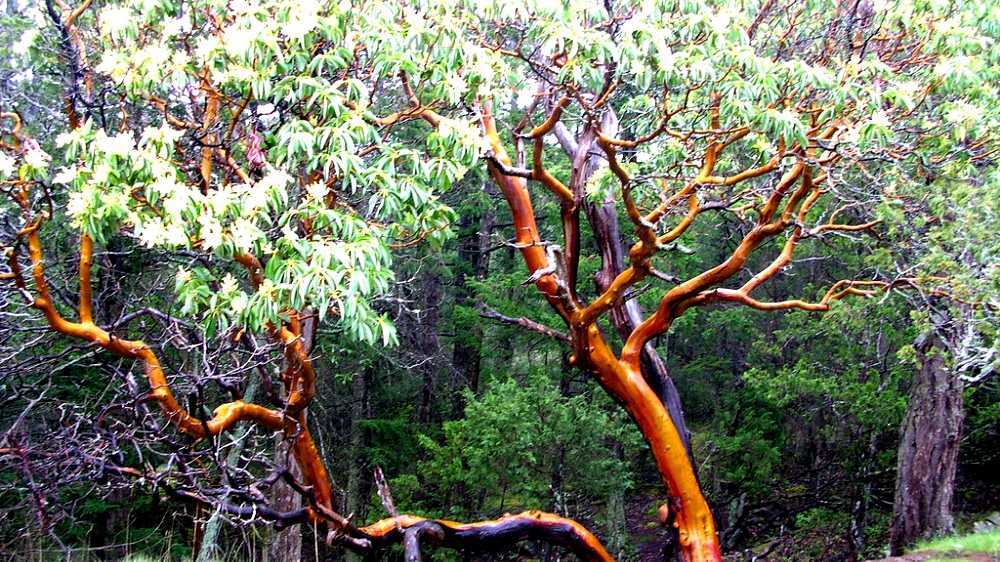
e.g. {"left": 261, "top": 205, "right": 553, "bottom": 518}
{"left": 268, "top": 441, "right": 303, "bottom": 562}
{"left": 889, "top": 332, "right": 964, "bottom": 555}
{"left": 345, "top": 367, "right": 370, "bottom": 562}
{"left": 452, "top": 215, "right": 483, "bottom": 397}
{"left": 848, "top": 329, "right": 893, "bottom": 560}
{"left": 196, "top": 371, "right": 261, "bottom": 562}
{"left": 847, "top": 433, "right": 877, "bottom": 561}
{"left": 452, "top": 193, "right": 495, "bottom": 400}
{"left": 417, "top": 271, "right": 442, "bottom": 424}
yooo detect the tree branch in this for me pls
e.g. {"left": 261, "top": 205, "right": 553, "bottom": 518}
{"left": 356, "top": 510, "right": 614, "bottom": 562}
{"left": 479, "top": 307, "right": 570, "bottom": 343}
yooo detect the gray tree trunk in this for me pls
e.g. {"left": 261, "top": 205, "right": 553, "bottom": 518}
{"left": 889, "top": 331, "right": 964, "bottom": 554}
{"left": 267, "top": 438, "right": 303, "bottom": 562}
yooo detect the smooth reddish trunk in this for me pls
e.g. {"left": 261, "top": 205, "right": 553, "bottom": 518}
{"left": 482, "top": 107, "right": 722, "bottom": 561}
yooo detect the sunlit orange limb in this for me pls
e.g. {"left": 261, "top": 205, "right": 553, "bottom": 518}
{"left": 481, "top": 104, "right": 564, "bottom": 306}
{"left": 289, "top": 413, "right": 333, "bottom": 511}
{"left": 580, "top": 326, "right": 721, "bottom": 562}
{"left": 595, "top": 84, "right": 697, "bottom": 148}
{"left": 621, "top": 165, "right": 809, "bottom": 368}
{"left": 21, "top": 220, "right": 278, "bottom": 436}
{"left": 78, "top": 234, "right": 93, "bottom": 323}
{"left": 573, "top": 191, "right": 697, "bottom": 328}
{"left": 0, "top": 112, "right": 23, "bottom": 139}
{"left": 680, "top": 277, "right": 920, "bottom": 315}
{"left": 738, "top": 172, "right": 822, "bottom": 296}
{"left": 527, "top": 95, "right": 571, "bottom": 139}
{"left": 233, "top": 256, "right": 316, "bottom": 417}
{"left": 277, "top": 326, "right": 316, "bottom": 416}
{"left": 596, "top": 139, "right": 658, "bottom": 252}
{"left": 641, "top": 118, "right": 775, "bottom": 227}
{"left": 573, "top": 266, "right": 643, "bottom": 328}
{"left": 690, "top": 289, "right": 832, "bottom": 312}
{"left": 399, "top": 72, "right": 442, "bottom": 127}
{"left": 658, "top": 194, "right": 701, "bottom": 245}
{"left": 532, "top": 137, "right": 574, "bottom": 202}
{"left": 19, "top": 6, "right": 339, "bottom": 534}
{"left": 697, "top": 154, "right": 782, "bottom": 187}
{"left": 526, "top": 127, "right": 577, "bottom": 296}
{"left": 358, "top": 510, "right": 614, "bottom": 562}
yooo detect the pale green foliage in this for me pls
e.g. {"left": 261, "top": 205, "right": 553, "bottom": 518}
{"left": 7, "top": 0, "right": 1000, "bottom": 347}
{"left": 30, "top": 0, "right": 502, "bottom": 344}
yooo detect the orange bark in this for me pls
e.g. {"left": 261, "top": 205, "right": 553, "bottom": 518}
{"left": 482, "top": 110, "right": 562, "bottom": 302}
{"left": 21, "top": 220, "right": 336, "bottom": 518}
{"left": 582, "top": 325, "right": 721, "bottom": 560}
{"left": 480, "top": 103, "right": 723, "bottom": 561}
{"left": 360, "top": 510, "right": 614, "bottom": 562}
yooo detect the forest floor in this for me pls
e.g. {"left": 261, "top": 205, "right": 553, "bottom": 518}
{"left": 625, "top": 490, "right": 669, "bottom": 561}
{"left": 872, "top": 553, "right": 998, "bottom": 561}
{"left": 869, "top": 529, "right": 1000, "bottom": 562}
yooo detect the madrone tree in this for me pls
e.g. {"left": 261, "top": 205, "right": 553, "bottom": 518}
{"left": 2, "top": 0, "right": 998, "bottom": 561}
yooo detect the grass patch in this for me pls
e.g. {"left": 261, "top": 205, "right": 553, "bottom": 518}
{"left": 912, "top": 529, "right": 1000, "bottom": 555}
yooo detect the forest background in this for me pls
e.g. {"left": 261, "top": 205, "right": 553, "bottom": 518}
{"left": 0, "top": 0, "right": 998, "bottom": 561}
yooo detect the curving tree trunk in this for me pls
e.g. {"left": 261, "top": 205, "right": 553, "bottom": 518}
{"left": 889, "top": 331, "right": 964, "bottom": 555}
{"left": 568, "top": 114, "right": 693, "bottom": 559}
